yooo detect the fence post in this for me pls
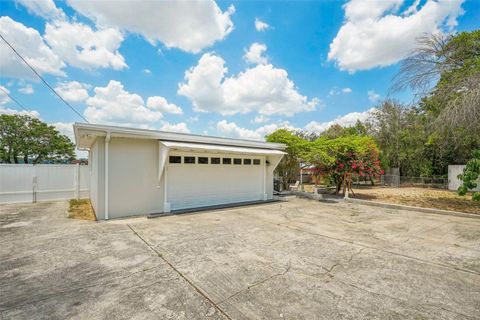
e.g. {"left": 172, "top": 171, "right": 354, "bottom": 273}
{"left": 75, "top": 163, "right": 80, "bottom": 200}
{"left": 32, "top": 165, "right": 37, "bottom": 203}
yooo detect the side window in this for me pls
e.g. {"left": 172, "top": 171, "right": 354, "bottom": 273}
{"left": 253, "top": 159, "right": 261, "bottom": 165}
{"left": 211, "top": 157, "right": 221, "bottom": 164}
{"left": 222, "top": 158, "right": 231, "bottom": 164}
{"left": 233, "top": 158, "right": 242, "bottom": 165}
{"left": 243, "top": 159, "right": 252, "bottom": 165}
{"left": 184, "top": 156, "right": 195, "bottom": 164}
{"left": 198, "top": 157, "right": 209, "bottom": 164}
{"left": 169, "top": 156, "right": 181, "bottom": 163}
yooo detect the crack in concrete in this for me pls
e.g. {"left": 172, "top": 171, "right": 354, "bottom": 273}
{"left": 245, "top": 214, "right": 480, "bottom": 277}
{"left": 217, "top": 260, "right": 292, "bottom": 304}
{"left": 334, "top": 277, "right": 477, "bottom": 320}
{"left": 302, "top": 247, "right": 368, "bottom": 280}
{"left": 127, "top": 224, "right": 232, "bottom": 320}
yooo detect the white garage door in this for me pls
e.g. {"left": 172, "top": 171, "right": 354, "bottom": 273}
{"left": 167, "top": 152, "right": 265, "bottom": 211}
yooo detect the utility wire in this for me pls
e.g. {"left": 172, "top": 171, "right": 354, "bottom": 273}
{"left": 0, "top": 33, "right": 89, "bottom": 123}
{"left": 0, "top": 86, "right": 31, "bottom": 113}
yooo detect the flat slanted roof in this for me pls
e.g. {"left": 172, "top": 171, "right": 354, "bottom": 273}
{"left": 74, "top": 122, "right": 286, "bottom": 151}
{"left": 160, "top": 141, "right": 286, "bottom": 155}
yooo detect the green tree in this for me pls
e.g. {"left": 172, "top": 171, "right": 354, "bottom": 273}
{"left": 0, "top": 114, "right": 75, "bottom": 164}
{"left": 457, "top": 150, "right": 480, "bottom": 201}
{"left": 368, "top": 100, "right": 430, "bottom": 176}
{"left": 388, "top": 31, "right": 480, "bottom": 176}
{"left": 306, "top": 135, "right": 383, "bottom": 195}
{"left": 266, "top": 129, "right": 309, "bottom": 189}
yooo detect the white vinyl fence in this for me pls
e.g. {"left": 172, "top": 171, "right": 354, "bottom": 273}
{"left": 0, "top": 164, "right": 89, "bottom": 204}
{"left": 448, "top": 165, "right": 480, "bottom": 191}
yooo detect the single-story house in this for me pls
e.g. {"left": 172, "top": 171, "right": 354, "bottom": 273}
{"left": 74, "top": 123, "right": 286, "bottom": 220}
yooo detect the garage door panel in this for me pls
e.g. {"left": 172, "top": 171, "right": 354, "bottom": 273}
{"left": 167, "top": 155, "right": 264, "bottom": 210}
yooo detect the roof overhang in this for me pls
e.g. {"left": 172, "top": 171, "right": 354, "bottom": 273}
{"left": 160, "top": 141, "right": 286, "bottom": 155}
{"left": 74, "top": 123, "right": 286, "bottom": 151}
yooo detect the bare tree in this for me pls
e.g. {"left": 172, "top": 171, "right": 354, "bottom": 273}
{"left": 391, "top": 32, "right": 480, "bottom": 137}
{"left": 391, "top": 33, "right": 451, "bottom": 96}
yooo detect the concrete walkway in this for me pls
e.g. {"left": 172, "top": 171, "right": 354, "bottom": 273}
{"left": 1, "top": 198, "right": 479, "bottom": 319}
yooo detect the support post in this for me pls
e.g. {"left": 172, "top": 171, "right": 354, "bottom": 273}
{"left": 163, "top": 164, "right": 170, "bottom": 212}
{"left": 263, "top": 156, "right": 267, "bottom": 200}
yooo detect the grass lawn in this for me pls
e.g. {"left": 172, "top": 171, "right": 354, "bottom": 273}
{"left": 352, "top": 187, "right": 479, "bottom": 215}
{"left": 68, "top": 199, "right": 96, "bottom": 221}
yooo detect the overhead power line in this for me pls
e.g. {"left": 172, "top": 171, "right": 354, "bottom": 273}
{"left": 0, "top": 33, "right": 89, "bottom": 123}
{"left": 0, "top": 86, "right": 31, "bottom": 113}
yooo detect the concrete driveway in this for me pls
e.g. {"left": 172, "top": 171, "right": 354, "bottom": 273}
{"left": 1, "top": 198, "right": 479, "bottom": 320}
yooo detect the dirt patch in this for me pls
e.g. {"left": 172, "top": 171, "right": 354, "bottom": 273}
{"left": 352, "top": 187, "right": 480, "bottom": 215}
{"left": 68, "top": 199, "right": 96, "bottom": 221}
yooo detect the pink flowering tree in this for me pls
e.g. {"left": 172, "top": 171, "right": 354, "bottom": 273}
{"left": 307, "top": 136, "right": 383, "bottom": 195}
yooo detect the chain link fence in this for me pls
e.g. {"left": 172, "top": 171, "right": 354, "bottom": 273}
{"left": 377, "top": 174, "right": 448, "bottom": 189}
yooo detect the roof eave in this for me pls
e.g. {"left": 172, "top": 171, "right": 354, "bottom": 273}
{"left": 73, "top": 122, "right": 287, "bottom": 151}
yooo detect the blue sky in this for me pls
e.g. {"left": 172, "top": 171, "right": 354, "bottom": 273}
{"left": 1, "top": 0, "right": 479, "bottom": 144}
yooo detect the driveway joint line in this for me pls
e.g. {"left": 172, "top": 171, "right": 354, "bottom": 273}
{"left": 0, "top": 265, "right": 164, "bottom": 313}
{"left": 127, "top": 224, "right": 232, "bottom": 320}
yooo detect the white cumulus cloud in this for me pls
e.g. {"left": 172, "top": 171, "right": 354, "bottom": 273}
{"left": 16, "top": 0, "right": 65, "bottom": 19}
{"left": 244, "top": 42, "right": 268, "bottom": 65}
{"left": 328, "top": 0, "right": 465, "bottom": 72}
{"left": 66, "top": 0, "right": 235, "bottom": 53}
{"left": 160, "top": 122, "right": 190, "bottom": 133}
{"left": 18, "top": 84, "right": 34, "bottom": 94}
{"left": 255, "top": 18, "right": 270, "bottom": 31}
{"left": 52, "top": 121, "right": 88, "bottom": 157}
{"left": 0, "top": 86, "right": 11, "bottom": 105}
{"left": 44, "top": 20, "right": 126, "bottom": 71}
{"left": 252, "top": 115, "right": 270, "bottom": 124}
{"left": 146, "top": 96, "right": 183, "bottom": 115}
{"left": 0, "top": 87, "right": 40, "bottom": 117}
{"left": 178, "top": 52, "right": 318, "bottom": 116}
{"left": 305, "top": 108, "right": 375, "bottom": 133}
{"left": 217, "top": 120, "right": 292, "bottom": 140}
{"left": 55, "top": 81, "right": 91, "bottom": 102}
{"left": 329, "top": 87, "right": 353, "bottom": 96}
{"left": 83, "top": 80, "right": 163, "bottom": 125}
{"left": 0, "top": 107, "right": 40, "bottom": 118}
{"left": 0, "top": 16, "right": 65, "bottom": 78}
{"left": 368, "top": 90, "right": 381, "bottom": 103}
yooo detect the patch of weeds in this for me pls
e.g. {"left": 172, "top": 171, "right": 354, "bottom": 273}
{"left": 68, "top": 199, "right": 96, "bottom": 221}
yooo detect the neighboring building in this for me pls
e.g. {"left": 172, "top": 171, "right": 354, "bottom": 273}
{"left": 74, "top": 123, "right": 286, "bottom": 220}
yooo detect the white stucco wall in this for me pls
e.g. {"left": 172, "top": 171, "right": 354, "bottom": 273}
{"left": 87, "top": 136, "right": 283, "bottom": 220}
{"left": 266, "top": 154, "right": 283, "bottom": 200}
{"left": 448, "top": 165, "right": 480, "bottom": 191}
{"left": 107, "top": 138, "right": 164, "bottom": 219}
{"left": 89, "top": 137, "right": 105, "bottom": 219}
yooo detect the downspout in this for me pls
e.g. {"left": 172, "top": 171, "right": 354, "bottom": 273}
{"left": 104, "top": 132, "right": 111, "bottom": 220}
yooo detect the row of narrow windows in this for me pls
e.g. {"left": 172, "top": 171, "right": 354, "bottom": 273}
{"left": 169, "top": 156, "right": 261, "bottom": 165}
